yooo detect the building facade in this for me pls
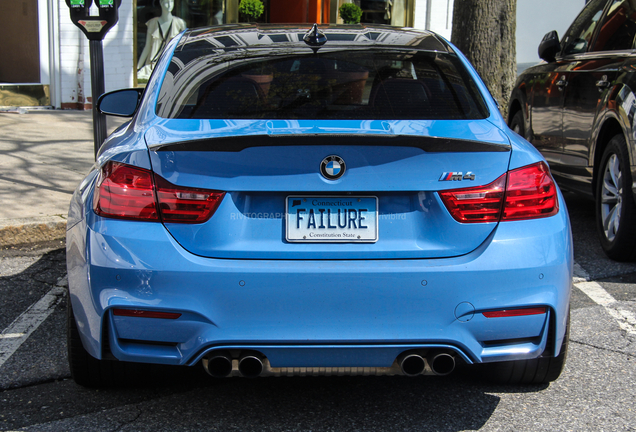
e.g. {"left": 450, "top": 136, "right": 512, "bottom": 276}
{"left": 0, "top": 0, "right": 454, "bottom": 109}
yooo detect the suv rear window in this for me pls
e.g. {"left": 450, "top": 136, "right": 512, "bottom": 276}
{"left": 156, "top": 49, "right": 489, "bottom": 120}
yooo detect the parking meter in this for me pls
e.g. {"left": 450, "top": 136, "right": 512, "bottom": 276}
{"left": 66, "top": 0, "right": 122, "bottom": 41}
{"left": 65, "top": 0, "right": 122, "bottom": 157}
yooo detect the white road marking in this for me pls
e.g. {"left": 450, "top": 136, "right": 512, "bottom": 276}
{"left": 573, "top": 264, "right": 636, "bottom": 335}
{"left": 575, "top": 281, "right": 618, "bottom": 307}
{"left": 0, "top": 278, "right": 67, "bottom": 369}
{"left": 0, "top": 333, "right": 25, "bottom": 340}
{"left": 572, "top": 262, "right": 590, "bottom": 283}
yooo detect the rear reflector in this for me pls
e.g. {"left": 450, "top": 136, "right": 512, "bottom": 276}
{"left": 112, "top": 309, "right": 182, "bottom": 319}
{"left": 482, "top": 307, "right": 547, "bottom": 318}
{"left": 94, "top": 161, "right": 225, "bottom": 223}
{"left": 439, "top": 162, "right": 558, "bottom": 223}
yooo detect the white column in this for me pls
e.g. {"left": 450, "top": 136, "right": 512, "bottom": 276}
{"left": 47, "top": 0, "right": 62, "bottom": 107}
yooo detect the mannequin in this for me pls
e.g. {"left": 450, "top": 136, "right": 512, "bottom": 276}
{"left": 137, "top": 0, "right": 186, "bottom": 80}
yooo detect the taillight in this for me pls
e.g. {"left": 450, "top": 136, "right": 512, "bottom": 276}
{"left": 155, "top": 176, "right": 225, "bottom": 223}
{"left": 439, "top": 162, "right": 558, "bottom": 223}
{"left": 93, "top": 162, "right": 159, "bottom": 221}
{"left": 502, "top": 162, "right": 558, "bottom": 221}
{"left": 438, "top": 175, "right": 506, "bottom": 222}
{"left": 94, "top": 161, "right": 224, "bottom": 223}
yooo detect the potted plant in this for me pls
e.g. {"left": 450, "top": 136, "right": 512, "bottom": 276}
{"left": 239, "top": 0, "right": 264, "bottom": 22}
{"left": 338, "top": 3, "right": 363, "bottom": 24}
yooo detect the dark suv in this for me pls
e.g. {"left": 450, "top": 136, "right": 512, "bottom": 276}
{"left": 508, "top": 0, "right": 636, "bottom": 261}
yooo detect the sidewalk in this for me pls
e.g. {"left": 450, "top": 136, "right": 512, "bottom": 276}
{"left": 0, "top": 110, "right": 126, "bottom": 247}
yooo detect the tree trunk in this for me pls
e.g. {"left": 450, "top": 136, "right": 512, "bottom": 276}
{"left": 451, "top": 0, "right": 516, "bottom": 118}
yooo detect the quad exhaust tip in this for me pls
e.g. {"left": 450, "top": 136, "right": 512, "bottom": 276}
{"left": 428, "top": 352, "right": 456, "bottom": 376}
{"left": 398, "top": 351, "right": 456, "bottom": 376}
{"left": 204, "top": 352, "right": 266, "bottom": 378}
{"left": 204, "top": 350, "right": 455, "bottom": 378}
{"left": 399, "top": 353, "right": 427, "bottom": 376}
{"left": 238, "top": 355, "right": 264, "bottom": 378}
{"left": 204, "top": 352, "right": 233, "bottom": 378}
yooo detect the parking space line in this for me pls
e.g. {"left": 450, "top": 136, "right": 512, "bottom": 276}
{"left": 0, "top": 282, "right": 66, "bottom": 369}
{"left": 573, "top": 263, "right": 636, "bottom": 335}
{"left": 572, "top": 263, "right": 589, "bottom": 283}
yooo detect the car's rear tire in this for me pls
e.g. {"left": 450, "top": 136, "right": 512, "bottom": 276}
{"left": 483, "top": 311, "right": 569, "bottom": 385}
{"left": 509, "top": 110, "right": 525, "bottom": 138}
{"left": 595, "top": 134, "right": 636, "bottom": 261}
{"left": 67, "top": 298, "right": 139, "bottom": 387}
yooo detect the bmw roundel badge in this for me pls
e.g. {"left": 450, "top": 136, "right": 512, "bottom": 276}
{"left": 320, "top": 155, "right": 346, "bottom": 180}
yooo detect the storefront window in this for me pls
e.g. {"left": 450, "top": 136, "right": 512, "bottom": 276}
{"left": 134, "top": 0, "right": 407, "bottom": 84}
{"left": 359, "top": 0, "right": 410, "bottom": 27}
{"left": 135, "top": 0, "right": 233, "bottom": 83}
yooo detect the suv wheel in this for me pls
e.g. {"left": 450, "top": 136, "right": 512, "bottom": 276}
{"left": 596, "top": 134, "right": 636, "bottom": 261}
{"left": 509, "top": 110, "right": 525, "bottom": 138}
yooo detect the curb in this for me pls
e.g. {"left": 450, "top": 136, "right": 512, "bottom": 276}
{"left": 0, "top": 216, "right": 67, "bottom": 247}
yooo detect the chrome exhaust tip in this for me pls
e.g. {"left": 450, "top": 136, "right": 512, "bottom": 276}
{"left": 238, "top": 355, "right": 264, "bottom": 378}
{"left": 399, "top": 353, "right": 426, "bottom": 376}
{"left": 428, "top": 352, "right": 455, "bottom": 376}
{"left": 203, "top": 352, "right": 233, "bottom": 378}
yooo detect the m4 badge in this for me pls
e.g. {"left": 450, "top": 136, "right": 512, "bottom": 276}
{"left": 439, "top": 172, "right": 476, "bottom": 181}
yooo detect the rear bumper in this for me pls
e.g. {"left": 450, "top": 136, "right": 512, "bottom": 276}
{"left": 66, "top": 196, "right": 572, "bottom": 368}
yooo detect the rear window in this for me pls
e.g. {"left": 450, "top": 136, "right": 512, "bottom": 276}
{"left": 156, "top": 49, "right": 489, "bottom": 120}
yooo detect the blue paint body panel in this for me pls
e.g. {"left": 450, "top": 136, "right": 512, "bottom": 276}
{"left": 67, "top": 24, "right": 573, "bottom": 375}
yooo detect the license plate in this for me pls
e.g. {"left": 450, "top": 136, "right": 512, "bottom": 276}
{"left": 286, "top": 196, "right": 378, "bottom": 242}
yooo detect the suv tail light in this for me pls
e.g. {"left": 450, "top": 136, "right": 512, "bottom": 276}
{"left": 439, "top": 162, "right": 558, "bottom": 223}
{"left": 94, "top": 161, "right": 225, "bottom": 223}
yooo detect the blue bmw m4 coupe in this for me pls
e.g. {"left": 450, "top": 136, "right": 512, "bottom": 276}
{"left": 66, "top": 24, "right": 572, "bottom": 387}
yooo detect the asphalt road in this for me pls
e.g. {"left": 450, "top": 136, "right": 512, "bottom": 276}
{"left": 0, "top": 192, "right": 635, "bottom": 432}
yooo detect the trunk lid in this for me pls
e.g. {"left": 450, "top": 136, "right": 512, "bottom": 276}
{"left": 146, "top": 119, "right": 511, "bottom": 260}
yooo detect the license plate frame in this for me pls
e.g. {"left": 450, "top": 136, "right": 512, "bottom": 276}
{"left": 285, "top": 196, "right": 379, "bottom": 243}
